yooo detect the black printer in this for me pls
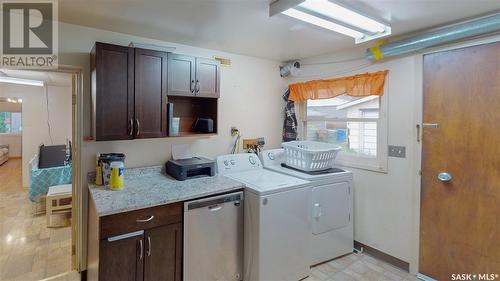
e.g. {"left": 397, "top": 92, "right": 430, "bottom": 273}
{"left": 166, "top": 157, "right": 216, "bottom": 181}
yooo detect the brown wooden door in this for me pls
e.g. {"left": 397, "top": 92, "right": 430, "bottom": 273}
{"left": 167, "top": 54, "right": 196, "bottom": 97}
{"left": 99, "top": 233, "right": 144, "bottom": 281}
{"left": 144, "top": 223, "right": 183, "bottom": 281}
{"left": 420, "top": 42, "right": 500, "bottom": 280}
{"left": 195, "top": 58, "right": 220, "bottom": 98}
{"left": 134, "top": 48, "right": 168, "bottom": 138}
{"left": 93, "top": 42, "right": 134, "bottom": 141}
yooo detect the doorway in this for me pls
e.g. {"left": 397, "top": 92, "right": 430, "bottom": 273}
{"left": 419, "top": 42, "right": 500, "bottom": 280}
{"left": 0, "top": 68, "right": 82, "bottom": 281}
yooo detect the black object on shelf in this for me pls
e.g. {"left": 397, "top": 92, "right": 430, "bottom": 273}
{"left": 192, "top": 117, "right": 214, "bottom": 133}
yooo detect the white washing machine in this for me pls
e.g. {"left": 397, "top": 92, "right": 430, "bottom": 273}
{"left": 217, "top": 153, "right": 312, "bottom": 281}
{"left": 260, "top": 149, "right": 354, "bottom": 266}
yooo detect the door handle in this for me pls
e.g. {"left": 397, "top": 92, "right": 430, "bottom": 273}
{"left": 146, "top": 236, "right": 151, "bottom": 257}
{"left": 190, "top": 80, "right": 195, "bottom": 93}
{"left": 139, "top": 239, "right": 143, "bottom": 260}
{"left": 208, "top": 204, "right": 222, "bottom": 212}
{"left": 422, "top": 123, "right": 439, "bottom": 128}
{"left": 195, "top": 80, "right": 200, "bottom": 93}
{"left": 129, "top": 119, "right": 133, "bottom": 136}
{"left": 136, "top": 215, "right": 154, "bottom": 223}
{"left": 135, "top": 119, "right": 140, "bottom": 136}
{"left": 437, "top": 172, "right": 452, "bottom": 182}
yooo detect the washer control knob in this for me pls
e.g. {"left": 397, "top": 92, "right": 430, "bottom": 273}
{"left": 268, "top": 152, "right": 275, "bottom": 160}
{"left": 249, "top": 155, "right": 256, "bottom": 165}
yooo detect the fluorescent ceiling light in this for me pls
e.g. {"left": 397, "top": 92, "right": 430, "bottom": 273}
{"left": 298, "top": 0, "right": 387, "bottom": 34}
{"left": 273, "top": 0, "right": 391, "bottom": 43}
{"left": 0, "top": 76, "right": 44, "bottom": 87}
{"left": 282, "top": 8, "right": 364, "bottom": 38}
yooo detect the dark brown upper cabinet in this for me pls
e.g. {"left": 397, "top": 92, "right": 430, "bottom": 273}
{"left": 167, "top": 54, "right": 196, "bottom": 97}
{"left": 91, "top": 43, "right": 168, "bottom": 141}
{"left": 195, "top": 58, "right": 220, "bottom": 98}
{"left": 91, "top": 42, "right": 220, "bottom": 141}
{"left": 134, "top": 48, "right": 168, "bottom": 139}
{"left": 91, "top": 42, "right": 134, "bottom": 141}
{"left": 167, "top": 54, "right": 220, "bottom": 98}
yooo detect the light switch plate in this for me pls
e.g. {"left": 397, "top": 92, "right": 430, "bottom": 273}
{"left": 388, "top": 145, "right": 406, "bottom": 158}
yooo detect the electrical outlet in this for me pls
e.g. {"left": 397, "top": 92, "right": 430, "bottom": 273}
{"left": 388, "top": 145, "right": 406, "bottom": 158}
{"left": 230, "top": 127, "right": 239, "bottom": 137}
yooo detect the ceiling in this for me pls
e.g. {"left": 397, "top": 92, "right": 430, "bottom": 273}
{"left": 0, "top": 69, "right": 72, "bottom": 86}
{"left": 59, "top": 0, "right": 500, "bottom": 61}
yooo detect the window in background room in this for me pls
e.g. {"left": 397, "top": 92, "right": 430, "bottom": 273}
{"left": 0, "top": 112, "right": 22, "bottom": 134}
{"left": 305, "top": 94, "right": 387, "bottom": 172}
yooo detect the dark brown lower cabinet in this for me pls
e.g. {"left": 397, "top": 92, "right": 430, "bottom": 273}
{"left": 144, "top": 224, "right": 183, "bottom": 281}
{"left": 99, "top": 233, "right": 144, "bottom": 281}
{"left": 87, "top": 200, "right": 183, "bottom": 281}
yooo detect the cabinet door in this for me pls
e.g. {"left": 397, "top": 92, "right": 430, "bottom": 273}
{"left": 144, "top": 224, "right": 182, "bottom": 281}
{"left": 93, "top": 42, "right": 134, "bottom": 141}
{"left": 134, "top": 48, "right": 168, "bottom": 138}
{"left": 99, "top": 232, "right": 144, "bottom": 281}
{"left": 195, "top": 58, "right": 220, "bottom": 98}
{"left": 167, "top": 54, "right": 196, "bottom": 97}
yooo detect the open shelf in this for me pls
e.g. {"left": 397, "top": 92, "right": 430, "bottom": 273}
{"left": 168, "top": 96, "right": 218, "bottom": 136}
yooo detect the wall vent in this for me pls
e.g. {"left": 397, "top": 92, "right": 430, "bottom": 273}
{"left": 214, "top": 56, "right": 231, "bottom": 66}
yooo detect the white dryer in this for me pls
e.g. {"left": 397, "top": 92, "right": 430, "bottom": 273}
{"left": 217, "top": 153, "right": 312, "bottom": 281}
{"left": 260, "top": 149, "right": 354, "bottom": 266}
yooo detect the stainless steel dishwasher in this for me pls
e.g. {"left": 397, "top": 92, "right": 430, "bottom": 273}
{"left": 184, "top": 191, "right": 243, "bottom": 281}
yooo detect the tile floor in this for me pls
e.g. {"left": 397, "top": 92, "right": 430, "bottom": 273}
{"left": 0, "top": 159, "right": 77, "bottom": 281}
{"left": 309, "top": 252, "right": 419, "bottom": 281}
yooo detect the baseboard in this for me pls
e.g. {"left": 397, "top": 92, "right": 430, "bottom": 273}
{"left": 354, "top": 241, "right": 410, "bottom": 272}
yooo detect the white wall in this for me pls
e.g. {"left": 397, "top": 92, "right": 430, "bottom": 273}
{"left": 0, "top": 134, "right": 21, "bottom": 157}
{"left": 57, "top": 22, "right": 286, "bottom": 178}
{"left": 0, "top": 84, "right": 72, "bottom": 187}
{"left": 0, "top": 101, "right": 22, "bottom": 157}
{"left": 289, "top": 50, "right": 420, "bottom": 271}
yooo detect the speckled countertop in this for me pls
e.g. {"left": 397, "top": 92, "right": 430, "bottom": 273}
{"left": 88, "top": 166, "right": 245, "bottom": 217}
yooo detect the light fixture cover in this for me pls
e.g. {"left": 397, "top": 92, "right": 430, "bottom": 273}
{"left": 282, "top": 9, "right": 364, "bottom": 38}
{"left": 0, "top": 76, "right": 45, "bottom": 87}
{"left": 274, "top": 0, "right": 391, "bottom": 43}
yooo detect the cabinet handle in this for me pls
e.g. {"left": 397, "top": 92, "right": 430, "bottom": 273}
{"left": 139, "top": 239, "right": 143, "bottom": 260}
{"left": 195, "top": 80, "right": 200, "bottom": 93}
{"left": 190, "top": 80, "right": 195, "bottom": 93}
{"left": 136, "top": 215, "right": 154, "bottom": 223}
{"left": 129, "top": 119, "right": 133, "bottom": 136}
{"left": 147, "top": 236, "right": 151, "bottom": 257}
{"left": 135, "top": 119, "right": 140, "bottom": 136}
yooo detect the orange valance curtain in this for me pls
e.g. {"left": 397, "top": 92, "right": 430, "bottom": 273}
{"left": 288, "top": 70, "right": 388, "bottom": 102}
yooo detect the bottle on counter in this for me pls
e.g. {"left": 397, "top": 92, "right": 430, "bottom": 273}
{"left": 109, "top": 161, "right": 124, "bottom": 190}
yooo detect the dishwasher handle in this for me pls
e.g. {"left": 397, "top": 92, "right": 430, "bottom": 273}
{"left": 185, "top": 191, "right": 243, "bottom": 211}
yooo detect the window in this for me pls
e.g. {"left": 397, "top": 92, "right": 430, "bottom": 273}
{"left": 0, "top": 112, "right": 22, "bottom": 134}
{"left": 304, "top": 94, "right": 387, "bottom": 172}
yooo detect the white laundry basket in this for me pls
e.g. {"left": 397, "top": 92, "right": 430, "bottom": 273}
{"left": 282, "top": 141, "right": 341, "bottom": 172}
